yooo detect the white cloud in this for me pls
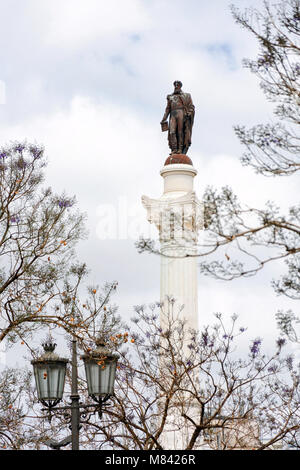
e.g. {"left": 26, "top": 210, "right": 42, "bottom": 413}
{"left": 34, "top": 0, "right": 150, "bottom": 48}
{"left": 0, "top": 94, "right": 296, "bottom": 348}
{"left": 0, "top": 0, "right": 297, "bottom": 362}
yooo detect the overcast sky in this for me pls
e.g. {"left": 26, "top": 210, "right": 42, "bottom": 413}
{"left": 0, "top": 0, "right": 299, "bottom": 365}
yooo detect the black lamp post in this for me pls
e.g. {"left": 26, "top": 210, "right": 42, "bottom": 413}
{"left": 31, "top": 337, "right": 119, "bottom": 450}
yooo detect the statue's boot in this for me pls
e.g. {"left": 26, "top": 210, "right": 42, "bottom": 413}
{"left": 169, "top": 133, "right": 178, "bottom": 154}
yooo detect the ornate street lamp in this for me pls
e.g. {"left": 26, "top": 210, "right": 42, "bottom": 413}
{"left": 31, "top": 336, "right": 119, "bottom": 450}
{"left": 82, "top": 338, "right": 119, "bottom": 412}
{"left": 31, "top": 341, "right": 68, "bottom": 410}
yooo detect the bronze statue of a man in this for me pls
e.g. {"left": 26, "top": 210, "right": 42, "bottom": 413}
{"left": 161, "top": 81, "right": 195, "bottom": 155}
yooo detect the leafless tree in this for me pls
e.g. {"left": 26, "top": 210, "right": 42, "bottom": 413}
{"left": 0, "top": 141, "right": 89, "bottom": 345}
{"left": 74, "top": 303, "right": 300, "bottom": 450}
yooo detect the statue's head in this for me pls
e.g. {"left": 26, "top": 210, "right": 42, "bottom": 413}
{"left": 173, "top": 80, "right": 182, "bottom": 93}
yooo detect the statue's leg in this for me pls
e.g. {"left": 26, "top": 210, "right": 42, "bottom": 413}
{"left": 169, "top": 115, "right": 178, "bottom": 153}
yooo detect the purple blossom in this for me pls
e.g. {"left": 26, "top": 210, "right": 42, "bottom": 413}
{"left": 0, "top": 151, "right": 8, "bottom": 159}
{"left": 260, "top": 135, "right": 281, "bottom": 148}
{"left": 239, "top": 327, "right": 246, "bottom": 333}
{"left": 250, "top": 339, "right": 262, "bottom": 357}
{"left": 294, "top": 64, "right": 300, "bottom": 75}
{"left": 14, "top": 144, "right": 26, "bottom": 153}
{"left": 58, "top": 199, "right": 74, "bottom": 208}
{"left": 282, "top": 387, "right": 292, "bottom": 397}
{"left": 29, "top": 145, "right": 43, "bottom": 160}
{"left": 257, "top": 57, "right": 269, "bottom": 70}
{"left": 10, "top": 216, "right": 20, "bottom": 224}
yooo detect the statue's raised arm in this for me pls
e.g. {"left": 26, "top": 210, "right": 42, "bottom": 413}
{"left": 161, "top": 81, "right": 195, "bottom": 155}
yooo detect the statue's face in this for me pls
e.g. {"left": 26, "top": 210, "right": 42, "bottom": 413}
{"left": 174, "top": 82, "right": 182, "bottom": 94}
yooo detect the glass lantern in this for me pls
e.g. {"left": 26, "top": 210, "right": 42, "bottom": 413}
{"left": 31, "top": 341, "right": 69, "bottom": 409}
{"left": 82, "top": 339, "right": 119, "bottom": 405}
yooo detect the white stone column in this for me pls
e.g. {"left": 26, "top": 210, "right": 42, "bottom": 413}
{"left": 142, "top": 161, "right": 203, "bottom": 450}
{"left": 142, "top": 163, "right": 203, "bottom": 331}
